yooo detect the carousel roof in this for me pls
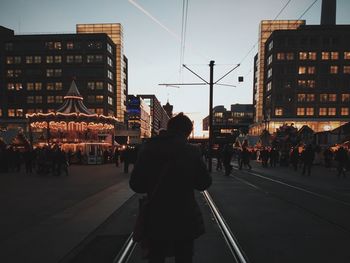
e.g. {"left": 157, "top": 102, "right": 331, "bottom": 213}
{"left": 56, "top": 80, "right": 92, "bottom": 114}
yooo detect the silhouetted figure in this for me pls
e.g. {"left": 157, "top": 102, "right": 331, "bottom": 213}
{"left": 114, "top": 148, "right": 120, "bottom": 167}
{"left": 323, "top": 147, "right": 333, "bottom": 168}
{"left": 290, "top": 147, "right": 299, "bottom": 171}
{"left": 23, "top": 149, "right": 33, "bottom": 174}
{"left": 130, "top": 113, "right": 211, "bottom": 263}
{"left": 240, "top": 147, "right": 252, "bottom": 170}
{"left": 269, "top": 148, "right": 278, "bottom": 168}
{"left": 121, "top": 147, "right": 131, "bottom": 174}
{"left": 216, "top": 145, "right": 223, "bottom": 171}
{"left": 335, "top": 147, "right": 348, "bottom": 178}
{"left": 261, "top": 147, "right": 269, "bottom": 168}
{"left": 222, "top": 144, "right": 233, "bottom": 176}
{"left": 301, "top": 144, "right": 315, "bottom": 176}
{"left": 76, "top": 149, "right": 82, "bottom": 164}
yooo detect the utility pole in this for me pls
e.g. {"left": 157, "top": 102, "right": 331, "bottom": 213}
{"left": 208, "top": 60, "right": 215, "bottom": 172}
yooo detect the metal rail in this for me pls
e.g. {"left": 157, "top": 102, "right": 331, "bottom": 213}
{"left": 112, "top": 233, "right": 136, "bottom": 263}
{"left": 202, "top": 190, "right": 248, "bottom": 263}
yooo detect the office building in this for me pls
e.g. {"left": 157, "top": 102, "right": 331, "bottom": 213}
{"left": 127, "top": 95, "right": 151, "bottom": 139}
{"left": 0, "top": 25, "right": 118, "bottom": 131}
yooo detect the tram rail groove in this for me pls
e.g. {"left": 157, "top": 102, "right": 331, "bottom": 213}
{"left": 203, "top": 190, "right": 249, "bottom": 263}
{"left": 113, "top": 233, "right": 136, "bottom": 263}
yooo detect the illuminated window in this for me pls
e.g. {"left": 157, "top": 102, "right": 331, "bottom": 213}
{"left": 330, "top": 66, "right": 338, "bottom": 74}
{"left": 299, "top": 52, "right": 308, "bottom": 60}
{"left": 75, "top": 55, "right": 82, "bottom": 63}
{"left": 27, "top": 83, "right": 34, "bottom": 91}
{"left": 277, "top": 53, "right": 285, "bottom": 60}
{"left": 96, "top": 82, "right": 103, "bottom": 90}
{"left": 267, "top": 68, "right": 272, "bottom": 78}
{"left": 319, "top": 108, "right": 327, "bottom": 116}
{"left": 14, "top": 56, "right": 21, "bottom": 64}
{"left": 47, "top": 96, "right": 55, "bottom": 103}
{"left": 328, "top": 107, "right": 336, "bottom": 116}
{"left": 108, "top": 96, "right": 113, "bottom": 105}
{"left": 7, "top": 83, "right": 14, "bottom": 90}
{"left": 47, "top": 69, "right": 54, "bottom": 77}
{"left": 328, "top": 94, "right": 337, "bottom": 102}
{"left": 297, "top": 94, "right": 306, "bottom": 102}
{"left": 107, "top": 43, "right": 112, "bottom": 53}
{"left": 268, "top": 41, "right": 273, "bottom": 51}
{"left": 108, "top": 70, "right": 113, "bottom": 80}
{"left": 344, "top": 52, "right": 350, "bottom": 60}
{"left": 7, "top": 70, "right": 13, "bottom": 77}
{"left": 56, "top": 96, "right": 63, "bottom": 103}
{"left": 87, "top": 55, "right": 94, "bottom": 63}
{"left": 55, "top": 56, "right": 62, "bottom": 63}
{"left": 108, "top": 83, "right": 113, "bottom": 93}
{"left": 275, "top": 107, "right": 283, "bottom": 116}
{"left": 54, "top": 42, "right": 62, "bottom": 50}
{"left": 67, "top": 42, "right": 74, "bottom": 49}
{"left": 320, "top": 94, "right": 328, "bottom": 102}
{"left": 297, "top": 107, "right": 305, "bottom": 116}
{"left": 341, "top": 94, "right": 350, "bottom": 102}
{"left": 47, "top": 83, "right": 54, "bottom": 90}
{"left": 34, "top": 56, "right": 41, "bottom": 63}
{"left": 343, "top": 66, "right": 350, "bottom": 74}
{"left": 331, "top": 52, "right": 339, "bottom": 60}
{"left": 96, "top": 108, "right": 104, "bottom": 115}
{"left": 87, "top": 82, "right": 95, "bottom": 90}
{"left": 266, "top": 82, "right": 272, "bottom": 91}
{"left": 308, "top": 67, "right": 316, "bottom": 74}
{"left": 306, "top": 94, "right": 315, "bottom": 102}
{"left": 96, "top": 95, "right": 103, "bottom": 103}
{"left": 26, "top": 56, "right": 33, "bottom": 64}
{"left": 16, "top": 109, "right": 23, "bottom": 117}
{"left": 298, "top": 67, "right": 306, "bottom": 74}
{"left": 55, "top": 82, "right": 63, "bottom": 90}
{"left": 15, "top": 83, "right": 23, "bottom": 90}
{"left": 95, "top": 55, "right": 103, "bottom": 62}
{"left": 321, "top": 52, "right": 330, "bottom": 60}
{"left": 46, "top": 56, "right": 53, "bottom": 63}
{"left": 307, "top": 80, "right": 315, "bottom": 88}
{"left": 6, "top": 56, "right": 13, "bottom": 64}
{"left": 54, "top": 69, "right": 62, "bottom": 77}
{"left": 27, "top": 96, "right": 34, "bottom": 103}
{"left": 341, "top": 107, "right": 349, "bottom": 116}
{"left": 35, "top": 96, "right": 42, "bottom": 103}
{"left": 35, "top": 83, "right": 42, "bottom": 90}
{"left": 267, "top": 55, "right": 273, "bottom": 65}
{"left": 107, "top": 57, "right": 113, "bottom": 66}
{"left": 5, "top": 43, "right": 13, "bottom": 51}
{"left": 306, "top": 107, "right": 314, "bottom": 116}
{"left": 309, "top": 52, "right": 317, "bottom": 60}
{"left": 286, "top": 53, "right": 294, "bottom": 60}
{"left": 8, "top": 109, "right": 15, "bottom": 117}
{"left": 66, "top": 56, "right": 74, "bottom": 63}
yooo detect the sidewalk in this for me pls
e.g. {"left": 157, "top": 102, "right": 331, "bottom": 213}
{"left": 0, "top": 164, "right": 134, "bottom": 263}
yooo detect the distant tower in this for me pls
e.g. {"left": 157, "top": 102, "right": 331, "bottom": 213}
{"left": 321, "top": 0, "right": 336, "bottom": 25}
{"left": 163, "top": 100, "right": 173, "bottom": 118}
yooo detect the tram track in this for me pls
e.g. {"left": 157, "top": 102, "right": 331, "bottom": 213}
{"left": 230, "top": 167, "right": 350, "bottom": 234}
{"left": 113, "top": 190, "right": 249, "bottom": 263}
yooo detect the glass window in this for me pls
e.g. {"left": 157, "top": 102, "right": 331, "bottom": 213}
{"left": 286, "top": 53, "right": 294, "bottom": 60}
{"left": 267, "top": 55, "right": 273, "bottom": 65}
{"left": 308, "top": 67, "right": 316, "bottom": 74}
{"left": 267, "top": 68, "right": 272, "bottom": 78}
{"left": 319, "top": 107, "right": 327, "bottom": 116}
{"left": 16, "top": 109, "right": 23, "bottom": 117}
{"left": 27, "top": 96, "right": 34, "bottom": 103}
{"left": 55, "top": 96, "right": 63, "bottom": 103}
{"left": 88, "top": 95, "right": 95, "bottom": 103}
{"left": 47, "top": 69, "right": 54, "bottom": 77}
{"left": 328, "top": 94, "right": 337, "bottom": 102}
{"left": 47, "top": 83, "right": 54, "bottom": 90}
{"left": 46, "top": 56, "right": 53, "bottom": 63}
{"left": 7, "top": 70, "right": 14, "bottom": 77}
{"left": 5, "top": 43, "right": 13, "bottom": 51}
{"left": 26, "top": 56, "right": 33, "bottom": 64}
{"left": 297, "top": 107, "right": 305, "bottom": 116}
{"left": 66, "top": 56, "right": 74, "bottom": 63}
{"left": 87, "top": 82, "right": 95, "bottom": 90}
{"left": 306, "top": 94, "right": 315, "bottom": 102}
{"left": 96, "top": 108, "right": 104, "bottom": 115}
{"left": 47, "top": 96, "right": 55, "bottom": 103}
{"left": 297, "top": 94, "right": 306, "bottom": 102}
{"left": 108, "top": 83, "right": 113, "bottom": 93}
{"left": 108, "top": 96, "right": 113, "bottom": 105}
{"left": 8, "top": 109, "right": 15, "bottom": 117}
{"left": 107, "top": 57, "right": 113, "bottom": 66}
{"left": 6, "top": 56, "right": 13, "bottom": 64}
{"left": 309, "top": 52, "right": 317, "bottom": 60}
{"left": 341, "top": 94, "right": 350, "bottom": 102}
{"left": 15, "top": 83, "right": 23, "bottom": 90}
{"left": 54, "top": 42, "right": 62, "bottom": 50}
{"left": 344, "top": 52, "right": 350, "bottom": 60}
{"left": 55, "top": 56, "right": 62, "bottom": 63}
{"left": 96, "top": 82, "right": 103, "bottom": 90}
{"left": 108, "top": 70, "right": 113, "bottom": 80}
{"left": 322, "top": 52, "right": 330, "bottom": 60}
{"left": 276, "top": 53, "right": 285, "bottom": 60}
{"left": 341, "top": 107, "right": 349, "bottom": 116}
{"left": 7, "top": 83, "right": 14, "bottom": 90}
{"left": 55, "top": 82, "right": 63, "bottom": 90}
{"left": 343, "top": 66, "right": 350, "bottom": 74}
{"left": 54, "top": 69, "right": 62, "bottom": 77}
{"left": 306, "top": 107, "right": 314, "bottom": 116}
{"left": 34, "top": 56, "right": 41, "bottom": 63}
{"left": 268, "top": 41, "right": 273, "bottom": 51}
{"left": 14, "top": 56, "right": 21, "bottom": 64}
{"left": 331, "top": 52, "right": 339, "bottom": 60}
{"left": 266, "top": 82, "right": 272, "bottom": 91}
{"left": 27, "top": 83, "right": 34, "bottom": 90}
{"left": 307, "top": 80, "right": 315, "bottom": 88}
{"left": 275, "top": 107, "right": 283, "bottom": 116}
{"left": 75, "top": 55, "right": 82, "bottom": 63}
{"left": 328, "top": 107, "right": 336, "bottom": 116}
{"left": 35, "top": 96, "right": 42, "bottom": 103}
{"left": 299, "top": 52, "right": 308, "bottom": 60}
{"left": 96, "top": 95, "right": 103, "bottom": 103}
{"left": 320, "top": 94, "right": 328, "bottom": 102}
{"left": 107, "top": 43, "right": 112, "bottom": 53}
{"left": 87, "top": 55, "right": 94, "bottom": 63}
{"left": 95, "top": 55, "right": 103, "bottom": 62}
{"left": 35, "top": 83, "right": 42, "bottom": 90}
{"left": 67, "top": 42, "right": 74, "bottom": 49}
{"left": 298, "top": 67, "right": 306, "bottom": 74}
{"left": 330, "top": 66, "right": 338, "bottom": 74}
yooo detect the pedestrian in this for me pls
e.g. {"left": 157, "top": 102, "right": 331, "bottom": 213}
{"left": 121, "top": 147, "right": 131, "bottom": 174}
{"left": 261, "top": 147, "right": 269, "bottom": 168}
{"left": 301, "top": 144, "right": 315, "bottom": 176}
{"left": 114, "top": 147, "right": 120, "bottom": 167}
{"left": 216, "top": 144, "right": 223, "bottom": 171}
{"left": 130, "top": 113, "right": 212, "bottom": 263}
{"left": 290, "top": 147, "right": 299, "bottom": 171}
{"left": 222, "top": 144, "right": 233, "bottom": 176}
{"left": 240, "top": 147, "right": 252, "bottom": 170}
{"left": 269, "top": 147, "right": 278, "bottom": 168}
{"left": 23, "top": 149, "right": 33, "bottom": 174}
{"left": 335, "top": 146, "right": 348, "bottom": 178}
{"left": 323, "top": 147, "right": 333, "bottom": 168}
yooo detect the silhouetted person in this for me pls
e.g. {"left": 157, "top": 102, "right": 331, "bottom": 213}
{"left": 121, "top": 147, "right": 131, "bottom": 174}
{"left": 23, "top": 149, "right": 33, "bottom": 174}
{"left": 130, "top": 113, "right": 211, "bottom": 263}
{"left": 269, "top": 148, "right": 278, "bottom": 168}
{"left": 239, "top": 147, "right": 252, "bottom": 170}
{"left": 261, "top": 147, "right": 269, "bottom": 168}
{"left": 114, "top": 147, "right": 120, "bottom": 167}
{"left": 216, "top": 145, "right": 223, "bottom": 171}
{"left": 323, "top": 147, "right": 333, "bottom": 168}
{"left": 335, "top": 147, "right": 348, "bottom": 178}
{"left": 222, "top": 144, "right": 233, "bottom": 176}
{"left": 301, "top": 144, "right": 315, "bottom": 176}
{"left": 290, "top": 147, "right": 299, "bottom": 171}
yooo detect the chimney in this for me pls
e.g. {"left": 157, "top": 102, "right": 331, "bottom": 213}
{"left": 321, "top": 0, "right": 336, "bottom": 25}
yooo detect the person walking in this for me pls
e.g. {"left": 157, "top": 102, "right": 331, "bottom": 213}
{"left": 290, "top": 147, "right": 299, "bottom": 171}
{"left": 130, "top": 113, "right": 212, "bottom": 263}
{"left": 335, "top": 146, "right": 348, "bottom": 178}
{"left": 301, "top": 144, "right": 315, "bottom": 176}
{"left": 114, "top": 147, "right": 120, "bottom": 167}
{"left": 216, "top": 144, "right": 223, "bottom": 171}
{"left": 222, "top": 144, "right": 233, "bottom": 176}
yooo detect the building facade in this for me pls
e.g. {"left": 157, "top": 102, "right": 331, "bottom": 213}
{"left": 138, "top": 95, "right": 170, "bottom": 136}
{"left": 76, "top": 23, "right": 128, "bottom": 124}
{"left": 127, "top": 95, "right": 151, "bottom": 139}
{"left": 0, "top": 25, "right": 118, "bottom": 131}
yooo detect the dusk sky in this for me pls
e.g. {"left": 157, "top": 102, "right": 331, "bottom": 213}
{"left": 1, "top": 0, "right": 350, "bottom": 135}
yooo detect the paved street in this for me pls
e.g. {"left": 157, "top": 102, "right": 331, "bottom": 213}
{"left": 1, "top": 161, "right": 350, "bottom": 263}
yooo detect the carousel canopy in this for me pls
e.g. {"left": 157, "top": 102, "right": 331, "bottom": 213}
{"left": 56, "top": 80, "right": 92, "bottom": 115}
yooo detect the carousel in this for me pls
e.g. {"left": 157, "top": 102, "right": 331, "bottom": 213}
{"left": 27, "top": 80, "right": 118, "bottom": 164}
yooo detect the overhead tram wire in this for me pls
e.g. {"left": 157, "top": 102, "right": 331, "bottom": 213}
{"left": 180, "top": 0, "right": 189, "bottom": 81}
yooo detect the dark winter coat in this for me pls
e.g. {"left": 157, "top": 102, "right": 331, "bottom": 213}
{"left": 129, "top": 133, "right": 212, "bottom": 241}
